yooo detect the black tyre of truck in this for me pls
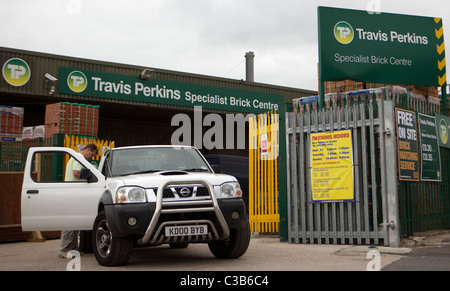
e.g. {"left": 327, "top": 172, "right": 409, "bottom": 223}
{"left": 208, "top": 219, "right": 250, "bottom": 259}
{"left": 78, "top": 231, "right": 93, "bottom": 254}
{"left": 92, "top": 210, "right": 133, "bottom": 266}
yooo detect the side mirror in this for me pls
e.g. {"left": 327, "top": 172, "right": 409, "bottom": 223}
{"left": 80, "top": 168, "right": 93, "bottom": 182}
{"left": 211, "top": 164, "right": 221, "bottom": 173}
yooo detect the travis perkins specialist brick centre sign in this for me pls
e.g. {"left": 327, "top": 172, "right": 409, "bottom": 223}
{"left": 318, "top": 6, "right": 446, "bottom": 87}
{"left": 58, "top": 67, "right": 282, "bottom": 114}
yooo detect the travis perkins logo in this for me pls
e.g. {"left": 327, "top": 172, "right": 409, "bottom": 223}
{"left": 334, "top": 21, "right": 429, "bottom": 45}
{"left": 334, "top": 21, "right": 354, "bottom": 44}
{"left": 2, "top": 58, "right": 31, "bottom": 86}
{"left": 67, "top": 70, "right": 88, "bottom": 93}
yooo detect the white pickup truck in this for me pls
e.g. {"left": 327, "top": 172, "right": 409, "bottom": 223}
{"left": 21, "top": 145, "right": 250, "bottom": 266}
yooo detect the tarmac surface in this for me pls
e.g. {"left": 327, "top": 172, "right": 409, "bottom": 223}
{"left": 0, "top": 234, "right": 413, "bottom": 271}
{"left": 383, "top": 229, "right": 450, "bottom": 271}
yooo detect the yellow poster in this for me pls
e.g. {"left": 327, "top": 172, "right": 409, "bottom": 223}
{"left": 310, "top": 130, "right": 354, "bottom": 203}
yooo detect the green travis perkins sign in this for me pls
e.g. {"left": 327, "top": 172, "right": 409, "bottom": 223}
{"left": 58, "top": 67, "right": 282, "bottom": 114}
{"left": 318, "top": 6, "right": 446, "bottom": 87}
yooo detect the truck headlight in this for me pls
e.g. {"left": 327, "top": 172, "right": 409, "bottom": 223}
{"left": 220, "top": 182, "right": 242, "bottom": 198}
{"left": 116, "top": 187, "right": 146, "bottom": 203}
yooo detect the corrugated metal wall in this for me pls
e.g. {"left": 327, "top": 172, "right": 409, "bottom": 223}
{"left": 0, "top": 46, "right": 316, "bottom": 104}
{"left": 0, "top": 46, "right": 317, "bottom": 149}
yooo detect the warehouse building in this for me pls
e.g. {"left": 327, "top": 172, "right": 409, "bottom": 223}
{"left": 0, "top": 46, "right": 316, "bottom": 155}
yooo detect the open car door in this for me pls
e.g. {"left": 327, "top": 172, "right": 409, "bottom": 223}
{"left": 21, "top": 147, "right": 105, "bottom": 231}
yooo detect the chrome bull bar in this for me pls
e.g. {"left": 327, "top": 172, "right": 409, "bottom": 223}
{"left": 139, "top": 179, "right": 230, "bottom": 245}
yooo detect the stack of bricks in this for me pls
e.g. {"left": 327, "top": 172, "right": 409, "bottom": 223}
{"left": 0, "top": 106, "right": 24, "bottom": 141}
{"left": 45, "top": 102, "right": 100, "bottom": 138}
{"left": 323, "top": 80, "right": 439, "bottom": 98}
{"left": 323, "top": 80, "right": 390, "bottom": 95}
{"left": 407, "top": 85, "right": 439, "bottom": 97}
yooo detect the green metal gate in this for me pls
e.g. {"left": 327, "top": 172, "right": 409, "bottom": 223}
{"left": 396, "top": 94, "right": 450, "bottom": 236}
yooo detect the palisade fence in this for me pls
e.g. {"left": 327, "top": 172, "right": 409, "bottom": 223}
{"left": 287, "top": 93, "right": 393, "bottom": 246}
{"left": 287, "top": 89, "right": 450, "bottom": 246}
{"left": 249, "top": 112, "right": 280, "bottom": 233}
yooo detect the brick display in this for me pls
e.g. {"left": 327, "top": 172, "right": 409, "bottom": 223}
{"left": 45, "top": 102, "right": 99, "bottom": 137}
{"left": 323, "top": 80, "right": 439, "bottom": 97}
{"left": 0, "top": 106, "right": 24, "bottom": 141}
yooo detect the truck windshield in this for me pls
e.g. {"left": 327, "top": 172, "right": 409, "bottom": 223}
{"left": 108, "top": 147, "right": 211, "bottom": 177}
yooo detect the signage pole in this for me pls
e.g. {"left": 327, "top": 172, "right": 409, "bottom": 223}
{"left": 319, "top": 81, "right": 325, "bottom": 110}
{"left": 317, "top": 6, "right": 325, "bottom": 110}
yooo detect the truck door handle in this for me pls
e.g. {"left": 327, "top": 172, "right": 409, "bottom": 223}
{"left": 27, "top": 190, "right": 39, "bottom": 194}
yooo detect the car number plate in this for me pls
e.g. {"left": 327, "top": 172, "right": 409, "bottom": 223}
{"left": 165, "top": 225, "right": 208, "bottom": 237}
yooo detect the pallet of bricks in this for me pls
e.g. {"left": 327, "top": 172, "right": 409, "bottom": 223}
{"left": 324, "top": 80, "right": 438, "bottom": 98}
{"left": 0, "top": 105, "right": 24, "bottom": 141}
{"left": 323, "top": 80, "right": 390, "bottom": 95}
{"left": 45, "top": 102, "right": 99, "bottom": 138}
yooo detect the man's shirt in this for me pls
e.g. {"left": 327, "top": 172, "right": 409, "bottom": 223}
{"left": 65, "top": 153, "right": 85, "bottom": 182}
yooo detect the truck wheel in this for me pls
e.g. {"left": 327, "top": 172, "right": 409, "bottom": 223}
{"left": 208, "top": 219, "right": 250, "bottom": 259}
{"left": 92, "top": 210, "right": 133, "bottom": 266}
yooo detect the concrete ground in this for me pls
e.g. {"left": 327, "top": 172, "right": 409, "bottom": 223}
{"left": 0, "top": 234, "right": 410, "bottom": 271}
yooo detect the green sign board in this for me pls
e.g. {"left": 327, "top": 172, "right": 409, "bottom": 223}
{"left": 58, "top": 67, "right": 283, "bottom": 114}
{"left": 318, "top": 6, "right": 446, "bottom": 87}
{"left": 435, "top": 113, "right": 450, "bottom": 148}
{"left": 418, "top": 113, "right": 441, "bottom": 181}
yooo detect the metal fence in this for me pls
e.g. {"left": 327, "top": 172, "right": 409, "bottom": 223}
{"left": 249, "top": 112, "right": 280, "bottom": 233}
{"left": 286, "top": 93, "right": 402, "bottom": 246}
{"left": 287, "top": 89, "right": 450, "bottom": 246}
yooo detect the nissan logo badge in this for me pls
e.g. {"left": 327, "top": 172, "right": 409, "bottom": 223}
{"left": 179, "top": 188, "right": 191, "bottom": 197}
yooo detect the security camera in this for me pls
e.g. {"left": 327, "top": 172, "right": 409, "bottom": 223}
{"left": 45, "top": 73, "right": 58, "bottom": 82}
{"left": 140, "top": 69, "right": 154, "bottom": 80}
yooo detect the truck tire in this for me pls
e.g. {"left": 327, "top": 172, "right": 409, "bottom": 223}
{"left": 208, "top": 218, "right": 250, "bottom": 259}
{"left": 92, "top": 210, "right": 133, "bottom": 266}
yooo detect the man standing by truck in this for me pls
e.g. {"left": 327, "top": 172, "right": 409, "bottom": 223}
{"left": 58, "top": 143, "right": 98, "bottom": 258}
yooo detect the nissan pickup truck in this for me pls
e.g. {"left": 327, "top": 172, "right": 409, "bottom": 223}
{"left": 21, "top": 145, "right": 250, "bottom": 266}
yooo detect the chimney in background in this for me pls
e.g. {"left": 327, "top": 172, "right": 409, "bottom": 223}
{"left": 245, "top": 51, "right": 254, "bottom": 82}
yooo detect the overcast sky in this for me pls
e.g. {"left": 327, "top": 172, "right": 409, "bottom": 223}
{"left": 1, "top": 0, "right": 449, "bottom": 92}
